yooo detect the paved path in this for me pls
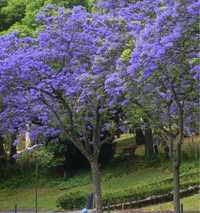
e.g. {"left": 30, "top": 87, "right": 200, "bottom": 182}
{"left": 1, "top": 211, "right": 200, "bottom": 213}
{"left": 0, "top": 211, "right": 85, "bottom": 213}
{"left": 0, "top": 210, "right": 81, "bottom": 213}
{"left": 0, "top": 210, "right": 200, "bottom": 213}
{"left": 0, "top": 212, "right": 81, "bottom": 213}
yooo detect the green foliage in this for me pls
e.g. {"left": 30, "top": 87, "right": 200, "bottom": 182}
{"left": 17, "top": 147, "right": 54, "bottom": 169}
{"left": 56, "top": 191, "right": 87, "bottom": 210}
{"left": 191, "top": 57, "right": 200, "bottom": 64}
{"left": 0, "top": 0, "right": 93, "bottom": 35}
{"left": 121, "top": 48, "right": 132, "bottom": 62}
{"left": 0, "top": 0, "right": 26, "bottom": 31}
{"left": 181, "top": 138, "right": 200, "bottom": 161}
{"left": 127, "top": 105, "right": 148, "bottom": 129}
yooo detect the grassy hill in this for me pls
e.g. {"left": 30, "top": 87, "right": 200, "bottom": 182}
{"left": 142, "top": 193, "right": 200, "bottom": 211}
{"left": 0, "top": 134, "right": 199, "bottom": 211}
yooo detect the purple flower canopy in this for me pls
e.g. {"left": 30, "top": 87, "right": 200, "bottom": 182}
{"left": 0, "top": 5, "right": 129, "bottom": 140}
{"left": 0, "top": 0, "right": 199, "bottom": 141}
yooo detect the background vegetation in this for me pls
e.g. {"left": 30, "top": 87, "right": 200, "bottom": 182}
{"left": 0, "top": 134, "right": 199, "bottom": 211}
{"left": 0, "top": 0, "right": 94, "bottom": 35}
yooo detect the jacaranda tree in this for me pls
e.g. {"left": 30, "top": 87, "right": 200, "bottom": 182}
{"left": 0, "top": 4, "right": 130, "bottom": 212}
{"left": 98, "top": 1, "right": 199, "bottom": 212}
{"left": 126, "top": 1, "right": 199, "bottom": 212}
{"left": 0, "top": 1, "right": 199, "bottom": 212}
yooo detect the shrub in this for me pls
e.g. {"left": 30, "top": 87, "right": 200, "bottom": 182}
{"left": 56, "top": 191, "right": 87, "bottom": 210}
{"left": 17, "top": 147, "right": 54, "bottom": 169}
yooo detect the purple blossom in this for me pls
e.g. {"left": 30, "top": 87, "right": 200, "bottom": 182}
{"left": 13, "top": 139, "right": 20, "bottom": 147}
{"left": 0, "top": 0, "right": 199, "bottom": 147}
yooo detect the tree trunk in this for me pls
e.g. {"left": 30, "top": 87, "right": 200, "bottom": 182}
{"left": 170, "top": 85, "right": 185, "bottom": 213}
{"left": 135, "top": 128, "right": 145, "bottom": 145}
{"left": 144, "top": 127, "right": 154, "bottom": 158}
{"left": 9, "top": 142, "right": 16, "bottom": 164}
{"left": 90, "top": 159, "right": 103, "bottom": 213}
{"left": 173, "top": 142, "right": 181, "bottom": 213}
{"left": 0, "top": 137, "right": 6, "bottom": 170}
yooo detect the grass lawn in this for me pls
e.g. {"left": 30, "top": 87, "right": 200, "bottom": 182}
{"left": 0, "top": 164, "right": 174, "bottom": 211}
{"left": 0, "top": 188, "right": 61, "bottom": 211}
{"left": 0, "top": 134, "right": 199, "bottom": 211}
{"left": 142, "top": 193, "right": 200, "bottom": 211}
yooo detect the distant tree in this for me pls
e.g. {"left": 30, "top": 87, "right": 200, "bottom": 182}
{"left": 0, "top": 0, "right": 93, "bottom": 35}
{"left": 0, "top": 0, "right": 26, "bottom": 32}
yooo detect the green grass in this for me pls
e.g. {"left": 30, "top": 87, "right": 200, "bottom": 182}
{"left": 114, "top": 133, "right": 136, "bottom": 157}
{"left": 0, "top": 188, "right": 61, "bottom": 211}
{"left": 0, "top": 134, "right": 199, "bottom": 211}
{"left": 142, "top": 193, "right": 200, "bottom": 211}
{"left": 0, "top": 159, "right": 198, "bottom": 211}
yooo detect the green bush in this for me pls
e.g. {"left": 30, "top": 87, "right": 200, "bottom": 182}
{"left": 56, "top": 191, "right": 87, "bottom": 210}
{"left": 17, "top": 147, "right": 55, "bottom": 170}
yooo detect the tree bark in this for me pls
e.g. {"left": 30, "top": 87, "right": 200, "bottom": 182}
{"left": 136, "top": 128, "right": 145, "bottom": 145}
{"left": 9, "top": 141, "right": 16, "bottom": 164}
{"left": 90, "top": 158, "right": 103, "bottom": 213}
{"left": 170, "top": 83, "right": 184, "bottom": 213}
{"left": 144, "top": 127, "right": 154, "bottom": 158}
{"left": 0, "top": 137, "right": 6, "bottom": 169}
{"left": 173, "top": 142, "right": 181, "bottom": 213}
